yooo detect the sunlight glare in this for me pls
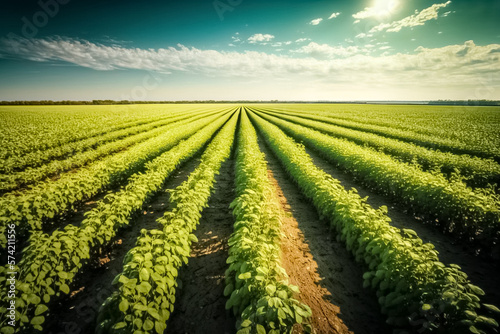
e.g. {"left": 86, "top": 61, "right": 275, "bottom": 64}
{"left": 371, "top": 0, "right": 399, "bottom": 17}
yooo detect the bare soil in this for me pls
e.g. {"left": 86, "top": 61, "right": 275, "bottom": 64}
{"left": 258, "top": 137, "right": 389, "bottom": 334}
{"left": 166, "top": 155, "right": 237, "bottom": 334}
{"left": 269, "top": 168, "right": 351, "bottom": 334}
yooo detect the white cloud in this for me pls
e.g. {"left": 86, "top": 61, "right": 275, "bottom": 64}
{"left": 99, "top": 36, "right": 132, "bottom": 46}
{"left": 353, "top": 19, "right": 360, "bottom": 24}
{"left": 379, "top": 46, "right": 391, "bottom": 50}
{"left": 370, "top": 1, "right": 452, "bottom": 33}
{"left": 353, "top": 0, "right": 399, "bottom": 20}
{"left": 248, "top": 33, "right": 275, "bottom": 44}
{"left": 355, "top": 33, "right": 372, "bottom": 39}
{"left": 1, "top": 37, "right": 499, "bottom": 99}
{"left": 295, "top": 38, "right": 311, "bottom": 43}
{"left": 295, "top": 42, "right": 360, "bottom": 58}
{"left": 353, "top": 8, "right": 377, "bottom": 19}
{"left": 328, "top": 12, "right": 341, "bottom": 19}
{"left": 310, "top": 18, "right": 323, "bottom": 25}
{"left": 271, "top": 41, "right": 293, "bottom": 48}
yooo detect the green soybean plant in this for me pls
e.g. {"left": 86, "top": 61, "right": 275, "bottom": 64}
{"left": 0, "top": 108, "right": 226, "bottom": 193}
{"left": 253, "top": 110, "right": 500, "bottom": 252}
{"left": 252, "top": 104, "right": 500, "bottom": 162}
{"left": 225, "top": 110, "right": 312, "bottom": 334}
{"left": 249, "top": 111, "right": 499, "bottom": 334}
{"left": 0, "top": 111, "right": 235, "bottom": 333}
{"left": 96, "top": 110, "right": 239, "bottom": 334}
{"left": 253, "top": 107, "right": 500, "bottom": 189}
{"left": 0, "top": 110, "right": 233, "bottom": 251}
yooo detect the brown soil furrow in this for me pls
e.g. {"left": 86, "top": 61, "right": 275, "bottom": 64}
{"left": 166, "top": 155, "right": 236, "bottom": 334}
{"left": 42, "top": 154, "right": 202, "bottom": 334}
{"left": 269, "top": 168, "right": 351, "bottom": 334}
{"left": 258, "top": 136, "right": 388, "bottom": 334}
{"left": 302, "top": 146, "right": 500, "bottom": 308}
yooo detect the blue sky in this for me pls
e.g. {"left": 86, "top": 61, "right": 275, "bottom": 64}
{"left": 0, "top": 0, "right": 499, "bottom": 101}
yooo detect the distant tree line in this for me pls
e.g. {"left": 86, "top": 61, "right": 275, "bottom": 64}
{"left": 428, "top": 100, "right": 500, "bottom": 106}
{"left": 0, "top": 100, "right": 370, "bottom": 105}
{"left": 0, "top": 100, "right": 283, "bottom": 105}
{"left": 0, "top": 100, "right": 498, "bottom": 106}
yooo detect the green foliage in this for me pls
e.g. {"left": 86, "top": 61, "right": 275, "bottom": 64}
{"left": 253, "top": 103, "right": 500, "bottom": 162}
{"left": 255, "top": 108, "right": 500, "bottom": 189}
{"left": 0, "top": 108, "right": 223, "bottom": 192}
{"left": 0, "top": 111, "right": 230, "bottom": 249}
{"left": 253, "top": 110, "right": 500, "bottom": 251}
{"left": 225, "top": 111, "right": 312, "bottom": 333}
{"left": 1, "top": 104, "right": 497, "bottom": 333}
{"left": 249, "top": 110, "right": 499, "bottom": 333}
{"left": 95, "top": 111, "right": 238, "bottom": 333}
{"left": 0, "top": 110, "right": 235, "bottom": 333}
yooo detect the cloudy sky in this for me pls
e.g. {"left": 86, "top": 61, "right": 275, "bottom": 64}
{"left": 0, "top": 0, "right": 499, "bottom": 101}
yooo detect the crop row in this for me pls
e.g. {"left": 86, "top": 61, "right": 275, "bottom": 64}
{"left": 225, "top": 111, "right": 312, "bottom": 334}
{"left": 261, "top": 104, "right": 499, "bottom": 148}
{"left": 0, "top": 110, "right": 232, "bottom": 250}
{"left": 0, "top": 105, "right": 208, "bottom": 159}
{"left": 254, "top": 110, "right": 500, "bottom": 250}
{"left": 0, "top": 109, "right": 226, "bottom": 193}
{"left": 260, "top": 106, "right": 500, "bottom": 162}
{"left": 249, "top": 110, "right": 499, "bottom": 334}
{"left": 96, "top": 109, "right": 238, "bottom": 334}
{"left": 0, "top": 108, "right": 220, "bottom": 174}
{"left": 0, "top": 112, "right": 235, "bottom": 333}
{"left": 253, "top": 108, "right": 500, "bottom": 189}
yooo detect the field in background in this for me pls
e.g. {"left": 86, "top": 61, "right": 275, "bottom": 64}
{"left": 0, "top": 104, "right": 499, "bottom": 334}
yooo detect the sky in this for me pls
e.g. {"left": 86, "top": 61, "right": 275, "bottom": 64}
{"left": 0, "top": 0, "right": 499, "bottom": 101}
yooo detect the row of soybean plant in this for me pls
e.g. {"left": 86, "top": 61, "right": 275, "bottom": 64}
{"left": 0, "top": 111, "right": 235, "bottom": 333}
{"left": 96, "top": 110, "right": 239, "bottom": 334}
{"left": 251, "top": 109, "right": 500, "bottom": 252}
{"left": 253, "top": 107, "right": 499, "bottom": 189}
{"left": 249, "top": 110, "right": 499, "bottom": 334}
{"left": 0, "top": 109, "right": 232, "bottom": 250}
{"left": 0, "top": 108, "right": 226, "bottom": 192}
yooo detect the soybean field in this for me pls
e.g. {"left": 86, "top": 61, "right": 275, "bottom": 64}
{"left": 0, "top": 104, "right": 499, "bottom": 334}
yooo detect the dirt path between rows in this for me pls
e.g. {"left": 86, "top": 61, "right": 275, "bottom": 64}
{"left": 43, "top": 154, "right": 202, "bottom": 334}
{"left": 166, "top": 155, "right": 236, "bottom": 334}
{"left": 303, "top": 147, "right": 500, "bottom": 307}
{"left": 268, "top": 169, "right": 351, "bottom": 334}
{"left": 258, "top": 137, "right": 389, "bottom": 334}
